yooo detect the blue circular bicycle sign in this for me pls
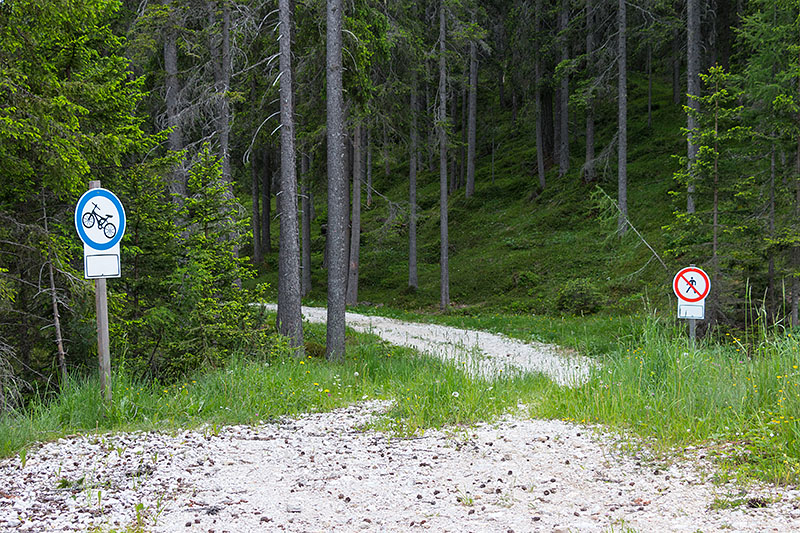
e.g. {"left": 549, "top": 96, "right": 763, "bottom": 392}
{"left": 74, "top": 188, "right": 126, "bottom": 250}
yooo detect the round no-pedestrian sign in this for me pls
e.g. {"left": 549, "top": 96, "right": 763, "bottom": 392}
{"left": 673, "top": 266, "right": 710, "bottom": 303}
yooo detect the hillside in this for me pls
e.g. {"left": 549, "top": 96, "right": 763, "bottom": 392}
{"left": 255, "top": 73, "right": 686, "bottom": 317}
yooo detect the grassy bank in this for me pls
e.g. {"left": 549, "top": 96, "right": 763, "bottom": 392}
{"left": 342, "top": 303, "right": 647, "bottom": 356}
{"left": 350, "top": 306, "right": 800, "bottom": 485}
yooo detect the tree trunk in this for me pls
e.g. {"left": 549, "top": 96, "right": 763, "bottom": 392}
{"left": 554, "top": 84, "right": 561, "bottom": 171}
{"left": 417, "top": 112, "right": 424, "bottom": 172}
{"left": 511, "top": 90, "right": 518, "bottom": 124}
{"left": 498, "top": 63, "right": 506, "bottom": 109}
{"left": 768, "top": 145, "right": 776, "bottom": 321}
{"left": 409, "top": 80, "right": 419, "bottom": 290}
{"left": 535, "top": 0, "right": 546, "bottom": 189}
{"left": 207, "top": 1, "right": 237, "bottom": 272}
{"left": 344, "top": 132, "right": 351, "bottom": 199}
{"left": 326, "top": 0, "right": 347, "bottom": 360}
{"left": 466, "top": 34, "right": 478, "bottom": 198}
{"left": 491, "top": 125, "right": 496, "bottom": 183}
{"left": 344, "top": 129, "right": 351, "bottom": 275}
{"left": 17, "top": 266, "right": 31, "bottom": 373}
{"left": 672, "top": 23, "right": 681, "bottom": 105}
{"left": 42, "top": 193, "right": 67, "bottom": 385}
{"left": 207, "top": 0, "right": 232, "bottom": 185}
{"left": 687, "top": 0, "right": 700, "bottom": 214}
{"left": 450, "top": 91, "right": 457, "bottom": 194}
{"left": 710, "top": 82, "right": 720, "bottom": 325}
{"left": 438, "top": 0, "right": 450, "bottom": 310}
{"left": 793, "top": 46, "right": 800, "bottom": 326}
{"left": 647, "top": 42, "right": 652, "bottom": 129}
{"left": 715, "top": 0, "right": 736, "bottom": 69}
{"left": 301, "top": 152, "right": 312, "bottom": 297}
{"left": 277, "top": 0, "right": 303, "bottom": 351}
{"left": 459, "top": 70, "right": 467, "bottom": 190}
{"left": 164, "top": 0, "right": 184, "bottom": 197}
{"left": 251, "top": 154, "right": 262, "bottom": 264}
{"left": 366, "top": 128, "right": 373, "bottom": 207}
{"left": 261, "top": 147, "right": 272, "bottom": 253}
{"left": 794, "top": 183, "right": 800, "bottom": 327}
{"left": 559, "top": 0, "right": 570, "bottom": 176}
{"left": 542, "top": 88, "right": 555, "bottom": 165}
{"left": 346, "top": 125, "right": 362, "bottom": 306}
{"left": 583, "top": 0, "right": 595, "bottom": 184}
{"left": 383, "top": 121, "right": 390, "bottom": 178}
{"left": 617, "top": 0, "right": 627, "bottom": 235}
{"left": 220, "top": 1, "right": 231, "bottom": 184}
{"left": 427, "top": 83, "right": 434, "bottom": 170}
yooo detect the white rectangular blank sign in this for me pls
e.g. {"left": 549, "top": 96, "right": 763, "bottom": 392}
{"left": 85, "top": 254, "right": 120, "bottom": 279}
{"left": 678, "top": 302, "right": 705, "bottom": 320}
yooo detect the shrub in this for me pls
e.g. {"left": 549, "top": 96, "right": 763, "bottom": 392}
{"left": 556, "top": 278, "right": 603, "bottom": 315}
{"left": 513, "top": 270, "right": 540, "bottom": 288}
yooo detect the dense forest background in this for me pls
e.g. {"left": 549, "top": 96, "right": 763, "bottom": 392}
{"left": 1, "top": 0, "right": 799, "bottom": 408}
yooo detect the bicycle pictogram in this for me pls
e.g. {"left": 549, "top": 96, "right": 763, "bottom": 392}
{"left": 81, "top": 202, "right": 117, "bottom": 239}
{"left": 75, "top": 187, "right": 125, "bottom": 253}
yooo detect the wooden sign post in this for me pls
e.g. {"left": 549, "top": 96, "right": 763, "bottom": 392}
{"left": 75, "top": 180, "right": 126, "bottom": 403}
{"left": 90, "top": 181, "right": 111, "bottom": 402}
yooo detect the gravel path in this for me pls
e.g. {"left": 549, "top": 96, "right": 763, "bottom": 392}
{"left": 268, "top": 305, "right": 594, "bottom": 387}
{"left": 1, "top": 309, "right": 799, "bottom": 532}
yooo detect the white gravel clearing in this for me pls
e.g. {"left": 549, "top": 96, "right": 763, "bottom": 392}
{"left": 2, "top": 402, "right": 799, "bottom": 532}
{"left": 2, "top": 309, "right": 799, "bottom": 532}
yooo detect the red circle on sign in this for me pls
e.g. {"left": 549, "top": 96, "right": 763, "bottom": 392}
{"left": 673, "top": 267, "right": 710, "bottom": 303}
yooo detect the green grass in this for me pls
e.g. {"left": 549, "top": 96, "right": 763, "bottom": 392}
{"left": 299, "top": 304, "right": 800, "bottom": 486}
{"left": 345, "top": 303, "right": 646, "bottom": 357}
{"left": 310, "top": 305, "right": 800, "bottom": 485}
{"left": 537, "top": 313, "right": 800, "bottom": 486}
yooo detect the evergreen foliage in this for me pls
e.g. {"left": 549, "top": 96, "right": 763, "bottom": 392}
{"left": 556, "top": 277, "right": 603, "bottom": 315}
{"left": 0, "top": 0, "right": 147, "bottom": 405}
{"left": 115, "top": 147, "right": 268, "bottom": 380}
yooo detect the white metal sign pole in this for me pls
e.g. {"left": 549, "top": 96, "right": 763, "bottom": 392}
{"left": 688, "top": 264, "right": 696, "bottom": 345}
{"left": 89, "top": 180, "right": 112, "bottom": 403}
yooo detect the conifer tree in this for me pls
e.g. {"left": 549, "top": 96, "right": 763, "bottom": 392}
{"left": 669, "top": 67, "right": 752, "bottom": 324}
{"left": 738, "top": 1, "right": 800, "bottom": 324}
{"left": 326, "top": 0, "right": 347, "bottom": 360}
{"left": 276, "top": 0, "right": 303, "bottom": 352}
{"left": 438, "top": 0, "right": 450, "bottom": 310}
{"left": 617, "top": 0, "right": 628, "bottom": 234}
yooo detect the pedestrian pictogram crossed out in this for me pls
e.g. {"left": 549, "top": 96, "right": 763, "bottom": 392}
{"left": 673, "top": 267, "right": 710, "bottom": 303}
